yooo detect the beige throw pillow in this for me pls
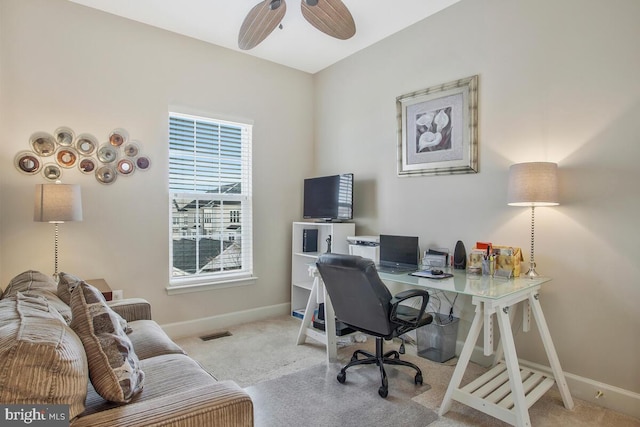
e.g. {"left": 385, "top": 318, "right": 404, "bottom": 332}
{"left": 70, "top": 282, "right": 144, "bottom": 403}
{"left": 2, "top": 270, "right": 72, "bottom": 324}
{"left": 0, "top": 292, "right": 88, "bottom": 419}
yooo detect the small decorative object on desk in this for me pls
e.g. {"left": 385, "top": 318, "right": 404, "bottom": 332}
{"left": 325, "top": 235, "right": 332, "bottom": 253}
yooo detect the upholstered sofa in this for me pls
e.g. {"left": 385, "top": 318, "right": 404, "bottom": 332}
{"left": 0, "top": 271, "right": 253, "bottom": 427}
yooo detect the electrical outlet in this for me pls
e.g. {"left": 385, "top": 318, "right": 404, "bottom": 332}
{"left": 112, "top": 290, "right": 124, "bottom": 301}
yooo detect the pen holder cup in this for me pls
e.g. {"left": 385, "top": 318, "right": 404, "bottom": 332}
{"left": 481, "top": 259, "right": 494, "bottom": 276}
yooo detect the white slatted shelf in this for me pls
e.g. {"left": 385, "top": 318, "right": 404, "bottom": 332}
{"left": 452, "top": 362, "right": 557, "bottom": 425}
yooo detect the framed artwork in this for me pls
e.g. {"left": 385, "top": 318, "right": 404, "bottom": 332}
{"left": 396, "top": 75, "right": 478, "bottom": 177}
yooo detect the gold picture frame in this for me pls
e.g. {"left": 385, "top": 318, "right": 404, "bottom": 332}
{"left": 396, "top": 75, "right": 478, "bottom": 177}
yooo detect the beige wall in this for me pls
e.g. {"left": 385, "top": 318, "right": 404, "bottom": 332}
{"left": 0, "top": 0, "right": 313, "bottom": 323}
{"left": 1, "top": 0, "right": 638, "bottom": 409}
{"left": 314, "top": 0, "right": 640, "bottom": 394}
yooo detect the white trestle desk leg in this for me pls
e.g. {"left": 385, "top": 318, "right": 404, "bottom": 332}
{"left": 529, "top": 293, "right": 575, "bottom": 410}
{"left": 296, "top": 278, "right": 319, "bottom": 345}
{"left": 492, "top": 302, "right": 518, "bottom": 366}
{"left": 496, "top": 304, "right": 531, "bottom": 427}
{"left": 439, "top": 302, "right": 484, "bottom": 416}
{"left": 323, "top": 285, "right": 337, "bottom": 363}
{"left": 295, "top": 275, "right": 338, "bottom": 363}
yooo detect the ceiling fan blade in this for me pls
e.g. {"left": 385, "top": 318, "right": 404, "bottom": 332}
{"left": 238, "top": 0, "right": 287, "bottom": 50}
{"left": 301, "top": 0, "right": 355, "bottom": 40}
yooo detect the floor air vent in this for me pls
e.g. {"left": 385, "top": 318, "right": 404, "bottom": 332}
{"left": 199, "top": 331, "right": 232, "bottom": 341}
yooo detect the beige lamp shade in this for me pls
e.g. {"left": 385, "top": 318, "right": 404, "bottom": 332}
{"left": 507, "top": 162, "right": 559, "bottom": 207}
{"left": 34, "top": 184, "right": 83, "bottom": 223}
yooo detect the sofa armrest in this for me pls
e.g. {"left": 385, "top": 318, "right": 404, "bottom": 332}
{"left": 72, "top": 381, "right": 253, "bottom": 427}
{"left": 107, "top": 298, "right": 152, "bottom": 322}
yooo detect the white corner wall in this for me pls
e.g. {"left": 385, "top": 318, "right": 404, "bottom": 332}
{"left": 0, "top": 0, "right": 313, "bottom": 324}
{"left": 313, "top": 0, "right": 639, "bottom": 414}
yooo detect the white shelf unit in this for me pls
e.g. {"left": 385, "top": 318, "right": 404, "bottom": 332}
{"left": 291, "top": 221, "right": 355, "bottom": 318}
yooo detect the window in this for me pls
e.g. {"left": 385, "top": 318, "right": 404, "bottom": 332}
{"left": 169, "top": 112, "right": 253, "bottom": 288}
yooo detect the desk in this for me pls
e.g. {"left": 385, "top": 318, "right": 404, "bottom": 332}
{"left": 298, "top": 268, "right": 574, "bottom": 427}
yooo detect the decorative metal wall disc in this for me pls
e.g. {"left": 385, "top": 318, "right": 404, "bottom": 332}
{"left": 117, "top": 158, "right": 135, "bottom": 175}
{"left": 124, "top": 141, "right": 140, "bottom": 157}
{"left": 97, "top": 143, "right": 117, "bottom": 163}
{"left": 15, "top": 151, "right": 41, "bottom": 175}
{"left": 75, "top": 133, "right": 98, "bottom": 156}
{"left": 78, "top": 157, "right": 96, "bottom": 174}
{"left": 96, "top": 165, "right": 117, "bottom": 184}
{"left": 42, "top": 163, "right": 62, "bottom": 181}
{"left": 108, "top": 128, "right": 128, "bottom": 147}
{"left": 54, "top": 127, "right": 75, "bottom": 146}
{"left": 136, "top": 156, "right": 151, "bottom": 170}
{"left": 56, "top": 147, "right": 78, "bottom": 168}
{"left": 30, "top": 132, "right": 56, "bottom": 156}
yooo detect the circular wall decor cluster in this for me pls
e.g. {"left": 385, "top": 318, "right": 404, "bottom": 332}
{"left": 14, "top": 126, "right": 151, "bottom": 185}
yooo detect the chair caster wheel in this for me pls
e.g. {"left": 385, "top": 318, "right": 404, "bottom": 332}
{"left": 337, "top": 371, "right": 346, "bottom": 384}
{"left": 378, "top": 386, "right": 388, "bottom": 398}
{"left": 415, "top": 373, "right": 423, "bottom": 385}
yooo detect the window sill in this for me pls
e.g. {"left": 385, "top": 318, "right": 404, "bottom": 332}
{"left": 166, "top": 276, "right": 258, "bottom": 295}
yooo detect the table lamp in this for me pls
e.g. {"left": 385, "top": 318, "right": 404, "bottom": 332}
{"left": 34, "top": 183, "right": 83, "bottom": 278}
{"left": 507, "top": 162, "right": 559, "bottom": 278}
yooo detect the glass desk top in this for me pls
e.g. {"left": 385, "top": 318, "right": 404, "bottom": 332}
{"left": 378, "top": 269, "right": 551, "bottom": 299}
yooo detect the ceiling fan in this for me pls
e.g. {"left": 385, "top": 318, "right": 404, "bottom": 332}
{"left": 238, "top": 0, "right": 356, "bottom": 50}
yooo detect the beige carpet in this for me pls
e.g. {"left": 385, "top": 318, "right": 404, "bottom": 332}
{"left": 175, "top": 315, "right": 640, "bottom": 427}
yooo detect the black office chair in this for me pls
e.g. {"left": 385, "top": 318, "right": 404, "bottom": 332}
{"left": 316, "top": 253, "right": 433, "bottom": 398}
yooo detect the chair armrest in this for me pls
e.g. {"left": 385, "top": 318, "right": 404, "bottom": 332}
{"left": 390, "top": 289, "right": 430, "bottom": 328}
{"left": 107, "top": 298, "right": 152, "bottom": 322}
{"left": 72, "top": 381, "right": 253, "bottom": 427}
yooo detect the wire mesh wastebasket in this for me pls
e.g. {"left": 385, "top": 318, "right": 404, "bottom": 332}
{"left": 417, "top": 313, "right": 459, "bottom": 363}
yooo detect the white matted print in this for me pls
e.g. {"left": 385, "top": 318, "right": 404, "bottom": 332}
{"left": 397, "top": 75, "right": 478, "bottom": 177}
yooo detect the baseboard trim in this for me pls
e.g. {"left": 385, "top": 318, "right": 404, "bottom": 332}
{"left": 160, "top": 303, "right": 290, "bottom": 339}
{"left": 463, "top": 341, "right": 640, "bottom": 420}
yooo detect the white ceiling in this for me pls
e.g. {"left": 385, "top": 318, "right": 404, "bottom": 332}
{"left": 68, "top": 0, "right": 461, "bottom": 74}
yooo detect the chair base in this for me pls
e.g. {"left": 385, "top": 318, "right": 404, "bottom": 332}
{"left": 336, "top": 336, "right": 423, "bottom": 398}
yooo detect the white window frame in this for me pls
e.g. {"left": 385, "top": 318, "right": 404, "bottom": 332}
{"left": 167, "top": 112, "right": 255, "bottom": 293}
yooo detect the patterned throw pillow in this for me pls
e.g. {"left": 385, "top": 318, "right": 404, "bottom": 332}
{"left": 59, "top": 272, "right": 132, "bottom": 333}
{"left": 57, "top": 271, "right": 84, "bottom": 305}
{"left": 70, "top": 282, "right": 144, "bottom": 403}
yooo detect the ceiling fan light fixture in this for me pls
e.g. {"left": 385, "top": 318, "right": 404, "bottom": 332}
{"left": 269, "top": 0, "right": 283, "bottom": 10}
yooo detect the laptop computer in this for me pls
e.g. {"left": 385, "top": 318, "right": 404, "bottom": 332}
{"left": 376, "top": 234, "right": 420, "bottom": 274}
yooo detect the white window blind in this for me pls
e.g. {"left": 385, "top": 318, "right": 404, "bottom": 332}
{"left": 169, "top": 112, "right": 252, "bottom": 286}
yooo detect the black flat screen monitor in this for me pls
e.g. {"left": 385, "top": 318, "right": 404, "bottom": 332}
{"left": 377, "top": 235, "right": 419, "bottom": 273}
{"left": 303, "top": 173, "right": 353, "bottom": 221}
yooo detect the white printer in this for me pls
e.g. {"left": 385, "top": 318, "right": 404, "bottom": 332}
{"left": 347, "top": 235, "right": 379, "bottom": 263}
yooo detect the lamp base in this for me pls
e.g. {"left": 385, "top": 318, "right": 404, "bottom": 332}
{"left": 524, "top": 261, "right": 539, "bottom": 278}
